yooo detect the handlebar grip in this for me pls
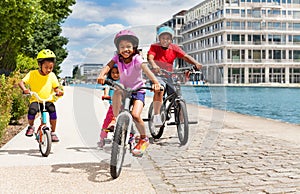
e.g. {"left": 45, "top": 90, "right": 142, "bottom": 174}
{"left": 102, "top": 96, "right": 111, "bottom": 101}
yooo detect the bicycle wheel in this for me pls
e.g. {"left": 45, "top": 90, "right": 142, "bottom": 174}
{"left": 110, "top": 114, "right": 129, "bottom": 179}
{"left": 148, "top": 102, "right": 166, "bottom": 139}
{"left": 39, "top": 127, "right": 52, "bottom": 157}
{"left": 175, "top": 100, "right": 189, "bottom": 145}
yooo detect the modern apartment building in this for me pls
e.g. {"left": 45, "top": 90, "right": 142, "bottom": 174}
{"left": 178, "top": 0, "right": 300, "bottom": 84}
{"left": 79, "top": 63, "right": 103, "bottom": 83}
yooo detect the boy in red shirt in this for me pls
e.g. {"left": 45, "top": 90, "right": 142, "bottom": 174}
{"left": 148, "top": 26, "right": 202, "bottom": 127}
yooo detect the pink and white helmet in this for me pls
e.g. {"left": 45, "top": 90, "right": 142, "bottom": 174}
{"left": 114, "top": 29, "right": 139, "bottom": 48}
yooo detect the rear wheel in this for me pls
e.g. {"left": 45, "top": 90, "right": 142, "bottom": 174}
{"left": 39, "top": 127, "right": 52, "bottom": 157}
{"left": 110, "top": 114, "right": 129, "bottom": 179}
{"left": 175, "top": 101, "right": 189, "bottom": 145}
{"left": 148, "top": 102, "right": 165, "bottom": 139}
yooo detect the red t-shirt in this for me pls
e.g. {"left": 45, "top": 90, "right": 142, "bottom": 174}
{"left": 148, "top": 43, "right": 186, "bottom": 72}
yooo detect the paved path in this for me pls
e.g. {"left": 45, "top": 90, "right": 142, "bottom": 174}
{"left": 0, "top": 86, "right": 155, "bottom": 193}
{"left": 1, "top": 86, "right": 300, "bottom": 193}
{"left": 141, "top": 98, "right": 300, "bottom": 193}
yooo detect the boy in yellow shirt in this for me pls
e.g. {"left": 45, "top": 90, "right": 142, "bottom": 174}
{"left": 19, "top": 49, "right": 64, "bottom": 142}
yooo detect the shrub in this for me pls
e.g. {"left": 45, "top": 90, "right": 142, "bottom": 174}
{"left": 0, "top": 74, "right": 13, "bottom": 140}
{"left": 8, "top": 71, "right": 29, "bottom": 124}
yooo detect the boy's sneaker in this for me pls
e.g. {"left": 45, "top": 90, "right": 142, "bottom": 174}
{"left": 51, "top": 132, "right": 59, "bottom": 142}
{"left": 131, "top": 137, "right": 149, "bottom": 157}
{"left": 25, "top": 126, "right": 35, "bottom": 137}
{"left": 97, "top": 138, "right": 105, "bottom": 149}
{"left": 153, "top": 114, "right": 163, "bottom": 127}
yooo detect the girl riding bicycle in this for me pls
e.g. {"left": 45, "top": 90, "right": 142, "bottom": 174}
{"left": 18, "top": 49, "right": 64, "bottom": 142}
{"left": 147, "top": 26, "right": 202, "bottom": 127}
{"left": 98, "top": 64, "right": 120, "bottom": 148}
{"left": 97, "top": 29, "right": 161, "bottom": 156}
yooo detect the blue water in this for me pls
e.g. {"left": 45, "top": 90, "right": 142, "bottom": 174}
{"left": 71, "top": 84, "right": 300, "bottom": 125}
{"left": 181, "top": 86, "right": 300, "bottom": 125}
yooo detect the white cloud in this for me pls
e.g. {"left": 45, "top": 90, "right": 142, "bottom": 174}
{"left": 60, "top": 0, "right": 201, "bottom": 77}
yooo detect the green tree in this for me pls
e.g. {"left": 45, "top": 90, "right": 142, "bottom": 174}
{"left": 0, "top": 0, "right": 75, "bottom": 75}
{"left": 0, "top": 0, "right": 42, "bottom": 73}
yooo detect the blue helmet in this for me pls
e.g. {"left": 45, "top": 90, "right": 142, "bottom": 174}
{"left": 157, "top": 26, "right": 174, "bottom": 39}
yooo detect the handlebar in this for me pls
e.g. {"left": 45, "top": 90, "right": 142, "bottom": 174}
{"left": 102, "top": 95, "right": 111, "bottom": 101}
{"left": 29, "top": 92, "right": 57, "bottom": 102}
{"left": 104, "top": 79, "right": 154, "bottom": 93}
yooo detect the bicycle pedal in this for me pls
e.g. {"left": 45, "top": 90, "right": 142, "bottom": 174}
{"left": 167, "top": 121, "right": 177, "bottom": 125}
{"left": 188, "top": 121, "right": 198, "bottom": 124}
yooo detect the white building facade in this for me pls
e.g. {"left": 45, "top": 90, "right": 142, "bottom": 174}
{"left": 179, "top": 0, "right": 300, "bottom": 84}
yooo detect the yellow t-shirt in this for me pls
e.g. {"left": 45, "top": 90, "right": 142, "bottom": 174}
{"left": 22, "top": 70, "right": 59, "bottom": 103}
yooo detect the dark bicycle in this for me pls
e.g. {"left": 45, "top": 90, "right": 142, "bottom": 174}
{"left": 146, "top": 67, "right": 198, "bottom": 145}
{"left": 103, "top": 79, "right": 155, "bottom": 179}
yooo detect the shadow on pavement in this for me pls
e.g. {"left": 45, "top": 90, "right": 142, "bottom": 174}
{"left": 51, "top": 161, "right": 116, "bottom": 183}
{"left": 0, "top": 149, "right": 46, "bottom": 158}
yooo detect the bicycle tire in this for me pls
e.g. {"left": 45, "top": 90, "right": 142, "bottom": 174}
{"left": 175, "top": 100, "right": 189, "bottom": 145}
{"left": 148, "top": 102, "right": 165, "bottom": 139}
{"left": 39, "top": 127, "right": 52, "bottom": 157}
{"left": 110, "top": 114, "right": 129, "bottom": 179}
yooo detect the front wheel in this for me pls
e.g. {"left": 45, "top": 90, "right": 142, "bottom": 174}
{"left": 175, "top": 101, "right": 189, "bottom": 145}
{"left": 110, "top": 114, "right": 129, "bottom": 179}
{"left": 148, "top": 102, "right": 166, "bottom": 139}
{"left": 39, "top": 127, "right": 52, "bottom": 157}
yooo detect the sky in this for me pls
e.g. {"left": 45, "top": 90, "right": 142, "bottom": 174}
{"left": 60, "top": 0, "right": 201, "bottom": 77}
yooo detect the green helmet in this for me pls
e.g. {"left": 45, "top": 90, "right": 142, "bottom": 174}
{"left": 37, "top": 49, "right": 56, "bottom": 60}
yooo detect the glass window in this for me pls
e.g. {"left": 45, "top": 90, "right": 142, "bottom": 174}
{"left": 253, "top": 35, "right": 261, "bottom": 42}
{"left": 253, "top": 22, "right": 261, "bottom": 30}
{"left": 282, "top": 23, "right": 286, "bottom": 30}
{"left": 241, "top": 9, "right": 245, "bottom": 17}
{"left": 289, "top": 50, "right": 293, "bottom": 59}
{"left": 232, "top": 21, "right": 241, "bottom": 29}
{"left": 282, "top": 10, "right": 286, "bottom": 15}
{"left": 248, "top": 35, "right": 252, "bottom": 41}
{"left": 273, "top": 35, "right": 281, "bottom": 43}
{"left": 273, "top": 50, "right": 281, "bottom": 59}
{"left": 262, "top": 50, "right": 266, "bottom": 59}
{"left": 274, "top": 22, "right": 281, "bottom": 30}
{"left": 293, "top": 35, "right": 300, "bottom": 43}
{"left": 293, "top": 50, "right": 300, "bottom": 59}
{"left": 232, "top": 34, "right": 240, "bottom": 43}
{"left": 232, "top": 50, "right": 240, "bottom": 60}
{"left": 293, "top": 0, "right": 300, "bottom": 4}
{"left": 268, "top": 34, "right": 273, "bottom": 42}
{"left": 253, "top": 10, "right": 261, "bottom": 17}
{"left": 294, "top": 23, "right": 300, "bottom": 30}
{"left": 248, "top": 50, "right": 252, "bottom": 59}
{"left": 269, "top": 50, "right": 272, "bottom": 59}
{"left": 232, "top": 9, "right": 240, "bottom": 14}
{"left": 253, "top": 50, "right": 261, "bottom": 59}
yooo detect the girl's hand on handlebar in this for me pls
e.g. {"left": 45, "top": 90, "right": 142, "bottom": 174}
{"left": 97, "top": 76, "right": 105, "bottom": 85}
{"left": 152, "top": 83, "right": 162, "bottom": 92}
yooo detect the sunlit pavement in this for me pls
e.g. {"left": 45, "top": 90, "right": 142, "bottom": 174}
{"left": 1, "top": 86, "right": 300, "bottom": 193}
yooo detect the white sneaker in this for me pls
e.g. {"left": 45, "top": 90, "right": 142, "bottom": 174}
{"left": 153, "top": 114, "right": 163, "bottom": 127}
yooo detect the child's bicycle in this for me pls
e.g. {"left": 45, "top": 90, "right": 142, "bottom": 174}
{"left": 28, "top": 92, "right": 57, "bottom": 157}
{"left": 103, "top": 79, "right": 154, "bottom": 179}
{"left": 146, "top": 67, "right": 198, "bottom": 145}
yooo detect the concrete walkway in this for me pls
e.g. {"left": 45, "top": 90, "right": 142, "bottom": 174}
{"left": 1, "top": 86, "right": 300, "bottom": 193}
{"left": 0, "top": 86, "right": 155, "bottom": 194}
